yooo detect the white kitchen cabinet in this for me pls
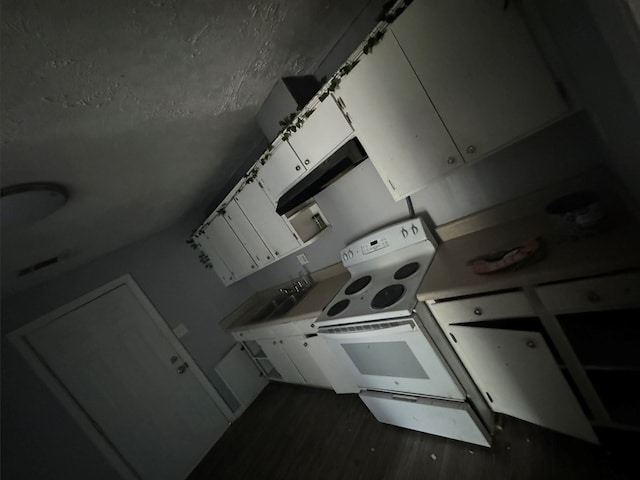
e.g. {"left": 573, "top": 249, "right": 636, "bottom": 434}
{"left": 280, "top": 336, "right": 331, "bottom": 388}
{"left": 256, "top": 338, "right": 305, "bottom": 384}
{"left": 391, "top": 0, "right": 567, "bottom": 161}
{"left": 198, "top": 215, "right": 256, "bottom": 283}
{"left": 303, "top": 335, "right": 360, "bottom": 394}
{"left": 224, "top": 201, "right": 273, "bottom": 267}
{"left": 336, "top": 31, "right": 462, "bottom": 201}
{"left": 448, "top": 325, "right": 597, "bottom": 443}
{"left": 258, "top": 141, "right": 305, "bottom": 205}
{"left": 287, "top": 95, "right": 353, "bottom": 170}
{"left": 234, "top": 182, "right": 300, "bottom": 259}
{"left": 196, "top": 235, "right": 234, "bottom": 286}
{"left": 536, "top": 271, "right": 640, "bottom": 429}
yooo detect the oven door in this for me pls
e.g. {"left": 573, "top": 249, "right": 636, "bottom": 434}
{"left": 317, "top": 316, "right": 465, "bottom": 399}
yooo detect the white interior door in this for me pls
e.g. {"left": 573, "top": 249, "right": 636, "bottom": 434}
{"left": 449, "top": 325, "right": 597, "bottom": 443}
{"left": 20, "top": 282, "right": 230, "bottom": 480}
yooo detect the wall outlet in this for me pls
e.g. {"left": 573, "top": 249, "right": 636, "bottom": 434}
{"left": 173, "top": 323, "right": 188, "bottom": 339}
{"left": 297, "top": 253, "right": 309, "bottom": 265}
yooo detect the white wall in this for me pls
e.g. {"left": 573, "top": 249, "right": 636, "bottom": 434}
{"left": 1, "top": 215, "right": 255, "bottom": 480}
{"left": 535, "top": 0, "right": 640, "bottom": 204}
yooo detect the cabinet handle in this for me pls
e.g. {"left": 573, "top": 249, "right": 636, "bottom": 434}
{"left": 586, "top": 291, "right": 601, "bottom": 303}
{"left": 303, "top": 342, "right": 308, "bottom": 347}
{"left": 279, "top": 340, "right": 283, "bottom": 344}
{"left": 273, "top": 340, "right": 277, "bottom": 345}
{"left": 310, "top": 323, "right": 315, "bottom": 329}
{"left": 473, "top": 307, "right": 483, "bottom": 316}
{"left": 466, "top": 145, "right": 477, "bottom": 154}
{"left": 525, "top": 339, "right": 536, "bottom": 349}
{"left": 295, "top": 165, "right": 301, "bottom": 171}
{"left": 447, "top": 156, "right": 456, "bottom": 165}
{"left": 304, "top": 159, "right": 310, "bottom": 165}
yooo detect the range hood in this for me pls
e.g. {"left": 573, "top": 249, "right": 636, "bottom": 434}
{"left": 276, "top": 137, "right": 368, "bottom": 216}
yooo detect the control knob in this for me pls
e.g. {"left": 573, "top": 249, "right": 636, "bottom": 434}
{"left": 411, "top": 224, "right": 419, "bottom": 235}
{"left": 348, "top": 250, "right": 354, "bottom": 259}
{"left": 342, "top": 253, "right": 348, "bottom": 262}
{"left": 401, "top": 228, "right": 409, "bottom": 238}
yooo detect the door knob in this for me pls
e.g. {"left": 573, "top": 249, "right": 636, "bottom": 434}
{"left": 177, "top": 362, "right": 189, "bottom": 374}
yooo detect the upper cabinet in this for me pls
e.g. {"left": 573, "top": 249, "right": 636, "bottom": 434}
{"left": 390, "top": 0, "right": 567, "bottom": 162}
{"left": 259, "top": 96, "right": 354, "bottom": 206}
{"left": 258, "top": 141, "right": 305, "bottom": 205}
{"left": 224, "top": 201, "right": 273, "bottom": 268}
{"left": 336, "top": 31, "right": 462, "bottom": 200}
{"left": 198, "top": 215, "right": 256, "bottom": 284}
{"left": 234, "top": 181, "right": 301, "bottom": 259}
{"left": 287, "top": 95, "right": 354, "bottom": 171}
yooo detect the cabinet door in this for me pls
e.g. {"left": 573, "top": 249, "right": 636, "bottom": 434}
{"left": 199, "top": 216, "right": 256, "bottom": 282}
{"left": 256, "top": 338, "right": 305, "bottom": 384}
{"left": 288, "top": 95, "right": 353, "bottom": 170}
{"left": 258, "top": 141, "right": 305, "bottom": 204}
{"left": 448, "top": 325, "right": 597, "bottom": 443}
{"left": 224, "top": 201, "right": 273, "bottom": 267}
{"left": 391, "top": 0, "right": 566, "bottom": 161}
{"left": 304, "top": 336, "right": 360, "bottom": 394}
{"left": 196, "top": 236, "right": 234, "bottom": 286}
{"left": 336, "top": 31, "right": 462, "bottom": 201}
{"left": 235, "top": 182, "right": 300, "bottom": 258}
{"left": 280, "top": 336, "right": 331, "bottom": 388}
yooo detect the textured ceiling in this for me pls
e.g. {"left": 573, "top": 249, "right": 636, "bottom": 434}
{"left": 0, "top": 0, "right": 370, "bottom": 295}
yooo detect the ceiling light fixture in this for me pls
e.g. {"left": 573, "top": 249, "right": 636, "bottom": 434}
{"left": 1, "top": 182, "right": 68, "bottom": 228}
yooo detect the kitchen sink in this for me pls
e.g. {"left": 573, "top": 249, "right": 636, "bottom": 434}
{"left": 245, "top": 286, "right": 312, "bottom": 326}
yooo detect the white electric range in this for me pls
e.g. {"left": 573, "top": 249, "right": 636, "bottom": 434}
{"left": 315, "top": 218, "right": 493, "bottom": 446}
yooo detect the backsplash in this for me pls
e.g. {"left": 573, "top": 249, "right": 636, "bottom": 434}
{"left": 242, "top": 110, "right": 608, "bottom": 292}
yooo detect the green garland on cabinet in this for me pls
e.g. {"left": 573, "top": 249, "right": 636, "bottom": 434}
{"left": 188, "top": 0, "right": 413, "bottom": 272}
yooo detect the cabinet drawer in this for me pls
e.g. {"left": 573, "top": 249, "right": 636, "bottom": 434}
{"left": 428, "top": 291, "right": 534, "bottom": 327}
{"left": 292, "top": 316, "right": 319, "bottom": 335}
{"left": 536, "top": 271, "right": 640, "bottom": 313}
{"left": 270, "top": 322, "right": 300, "bottom": 338}
{"left": 233, "top": 325, "right": 274, "bottom": 341}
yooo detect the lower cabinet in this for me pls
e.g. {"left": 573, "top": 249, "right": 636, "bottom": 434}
{"left": 255, "top": 338, "right": 305, "bottom": 384}
{"left": 233, "top": 321, "right": 357, "bottom": 392}
{"left": 447, "top": 324, "right": 596, "bottom": 442}
{"left": 536, "top": 271, "right": 640, "bottom": 430}
{"left": 280, "top": 336, "right": 331, "bottom": 388}
{"left": 429, "top": 290, "right": 597, "bottom": 443}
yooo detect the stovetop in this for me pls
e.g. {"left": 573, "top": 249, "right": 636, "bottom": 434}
{"left": 315, "top": 218, "right": 437, "bottom": 327}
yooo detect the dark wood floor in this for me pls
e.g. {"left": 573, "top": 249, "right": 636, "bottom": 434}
{"left": 189, "top": 383, "right": 633, "bottom": 480}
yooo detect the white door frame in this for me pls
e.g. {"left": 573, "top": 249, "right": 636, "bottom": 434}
{"left": 9, "top": 274, "right": 233, "bottom": 480}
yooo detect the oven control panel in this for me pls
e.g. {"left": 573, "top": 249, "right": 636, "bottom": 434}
{"left": 341, "top": 218, "right": 431, "bottom": 267}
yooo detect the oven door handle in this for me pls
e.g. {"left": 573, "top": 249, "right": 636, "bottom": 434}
{"left": 317, "top": 322, "right": 417, "bottom": 339}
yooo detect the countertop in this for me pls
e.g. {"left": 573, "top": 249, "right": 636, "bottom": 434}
{"left": 224, "top": 264, "right": 349, "bottom": 333}
{"left": 417, "top": 211, "right": 640, "bottom": 301}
